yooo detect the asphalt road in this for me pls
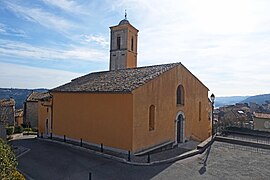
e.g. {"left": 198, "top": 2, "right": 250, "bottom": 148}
{"left": 11, "top": 138, "right": 270, "bottom": 180}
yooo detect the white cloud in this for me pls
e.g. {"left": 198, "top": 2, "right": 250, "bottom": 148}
{"left": 5, "top": 2, "right": 75, "bottom": 33}
{"left": 83, "top": 34, "right": 109, "bottom": 47}
{"left": 0, "top": 62, "right": 82, "bottom": 89}
{"left": 0, "top": 40, "right": 107, "bottom": 62}
{"left": 0, "top": 23, "right": 27, "bottom": 37}
{"left": 42, "top": 0, "right": 88, "bottom": 14}
{"left": 2, "top": 0, "right": 270, "bottom": 96}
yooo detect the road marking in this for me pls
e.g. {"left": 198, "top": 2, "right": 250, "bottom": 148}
{"left": 16, "top": 148, "right": 30, "bottom": 158}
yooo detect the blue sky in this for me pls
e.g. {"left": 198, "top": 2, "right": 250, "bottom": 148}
{"left": 0, "top": 0, "right": 270, "bottom": 96}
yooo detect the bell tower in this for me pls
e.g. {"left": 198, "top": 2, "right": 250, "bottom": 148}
{"left": 109, "top": 12, "right": 139, "bottom": 70}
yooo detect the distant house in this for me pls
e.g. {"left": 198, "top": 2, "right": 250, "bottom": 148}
{"left": 24, "top": 92, "right": 52, "bottom": 130}
{"left": 0, "top": 98, "right": 15, "bottom": 126}
{"left": 253, "top": 112, "right": 270, "bottom": 132}
{"left": 15, "top": 109, "right": 23, "bottom": 126}
{"left": 37, "top": 94, "right": 52, "bottom": 136}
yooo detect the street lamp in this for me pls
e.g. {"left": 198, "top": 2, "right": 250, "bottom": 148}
{"left": 210, "top": 93, "right": 215, "bottom": 136}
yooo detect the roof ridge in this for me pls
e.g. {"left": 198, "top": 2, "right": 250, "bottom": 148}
{"left": 51, "top": 62, "right": 181, "bottom": 93}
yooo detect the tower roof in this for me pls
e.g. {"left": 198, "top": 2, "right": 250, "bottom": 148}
{"left": 118, "top": 19, "right": 130, "bottom": 25}
{"left": 118, "top": 9, "right": 130, "bottom": 25}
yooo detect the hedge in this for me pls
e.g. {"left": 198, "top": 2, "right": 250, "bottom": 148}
{"left": 0, "top": 138, "right": 25, "bottom": 179}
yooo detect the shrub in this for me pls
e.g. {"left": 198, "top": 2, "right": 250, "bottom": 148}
{"left": 6, "top": 126, "right": 14, "bottom": 135}
{"left": 31, "top": 127, "right": 38, "bottom": 132}
{"left": 14, "top": 126, "right": 24, "bottom": 134}
{"left": 24, "top": 128, "right": 32, "bottom": 132}
{"left": 0, "top": 138, "right": 25, "bottom": 179}
{"left": 12, "top": 170, "right": 25, "bottom": 179}
{"left": 21, "top": 123, "right": 27, "bottom": 128}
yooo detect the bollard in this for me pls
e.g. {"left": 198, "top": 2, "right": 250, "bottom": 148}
{"left": 50, "top": 133, "right": 52, "bottom": 139}
{"left": 101, "top": 143, "right": 104, "bottom": 152}
{"left": 89, "top": 172, "right": 92, "bottom": 180}
{"left": 37, "top": 130, "right": 39, "bottom": 138}
{"left": 64, "top": 135, "right": 66, "bottom": 142}
{"left": 147, "top": 153, "right": 150, "bottom": 163}
{"left": 80, "top": 138, "right": 83, "bottom": 147}
{"left": 41, "top": 132, "right": 43, "bottom": 138}
{"left": 128, "top": 151, "right": 131, "bottom": 161}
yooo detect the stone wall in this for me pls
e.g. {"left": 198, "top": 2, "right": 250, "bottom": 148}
{"left": 0, "top": 106, "right": 15, "bottom": 126}
{"left": 0, "top": 122, "right": 6, "bottom": 140}
{"left": 24, "top": 101, "right": 38, "bottom": 128}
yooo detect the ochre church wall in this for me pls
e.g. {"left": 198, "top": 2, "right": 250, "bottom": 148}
{"left": 132, "top": 65, "right": 210, "bottom": 152}
{"left": 52, "top": 92, "right": 133, "bottom": 151}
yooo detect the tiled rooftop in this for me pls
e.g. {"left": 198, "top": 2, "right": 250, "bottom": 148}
{"left": 51, "top": 63, "right": 180, "bottom": 93}
{"left": 15, "top": 109, "right": 23, "bottom": 117}
{"left": 254, "top": 112, "right": 270, "bottom": 119}
{"left": 27, "top": 92, "right": 51, "bottom": 101}
{"left": 0, "top": 98, "right": 15, "bottom": 106}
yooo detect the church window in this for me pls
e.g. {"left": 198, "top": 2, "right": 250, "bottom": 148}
{"left": 149, "top": 105, "right": 155, "bottom": 131}
{"left": 117, "top": 36, "right": 121, "bottom": 49}
{"left": 131, "top": 37, "right": 134, "bottom": 51}
{"left": 176, "top": 85, "right": 185, "bottom": 105}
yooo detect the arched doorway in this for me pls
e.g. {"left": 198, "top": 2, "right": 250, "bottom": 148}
{"left": 175, "top": 112, "right": 185, "bottom": 144}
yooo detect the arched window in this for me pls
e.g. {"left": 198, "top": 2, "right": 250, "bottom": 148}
{"left": 131, "top": 37, "right": 134, "bottom": 51}
{"left": 149, "top": 105, "right": 155, "bottom": 131}
{"left": 176, "top": 85, "right": 185, "bottom": 105}
{"left": 117, "top": 36, "right": 121, "bottom": 49}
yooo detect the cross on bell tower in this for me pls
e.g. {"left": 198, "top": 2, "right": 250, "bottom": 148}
{"left": 109, "top": 12, "right": 139, "bottom": 70}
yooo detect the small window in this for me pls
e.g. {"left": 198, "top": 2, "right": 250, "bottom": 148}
{"left": 47, "top": 107, "right": 49, "bottom": 112}
{"left": 199, "top": 101, "right": 201, "bottom": 121}
{"left": 149, "top": 105, "right": 155, "bottom": 131}
{"left": 117, "top": 36, "right": 121, "bottom": 49}
{"left": 176, "top": 85, "right": 185, "bottom": 105}
{"left": 131, "top": 37, "right": 134, "bottom": 51}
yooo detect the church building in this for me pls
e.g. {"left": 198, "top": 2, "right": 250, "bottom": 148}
{"left": 48, "top": 16, "right": 211, "bottom": 153}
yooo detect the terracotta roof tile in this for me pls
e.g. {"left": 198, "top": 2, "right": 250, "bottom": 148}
{"left": 51, "top": 63, "right": 180, "bottom": 93}
{"left": 15, "top": 109, "right": 23, "bottom": 117}
{"left": 254, "top": 112, "right": 270, "bottom": 119}
{"left": 27, "top": 92, "right": 51, "bottom": 101}
{"left": 0, "top": 98, "right": 15, "bottom": 106}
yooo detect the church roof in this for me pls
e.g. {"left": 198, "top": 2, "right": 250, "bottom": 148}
{"left": 51, "top": 63, "right": 180, "bottom": 93}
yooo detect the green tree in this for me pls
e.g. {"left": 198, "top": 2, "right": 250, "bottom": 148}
{"left": 0, "top": 138, "right": 25, "bottom": 179}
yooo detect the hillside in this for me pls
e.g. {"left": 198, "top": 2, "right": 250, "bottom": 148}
{"left": 1, "top": 87, "right": 269, "bottom": 109}
{"left": 215, "top": 94, "right": 270, "bottom": 107}
{"left": 215, "top": 96, "right": 249, "bottom": 107}
{"left": 0, "top": 88, "right": 48, "bottom": 109}
{"left": 241, "top": 94, "right": 270, "bottom": 104}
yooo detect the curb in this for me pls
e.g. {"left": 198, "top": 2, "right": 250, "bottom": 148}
{"left": 38, "top": 136, "right": 215, "bottom": 166}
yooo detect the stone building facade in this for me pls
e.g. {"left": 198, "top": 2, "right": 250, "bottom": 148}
{"left": 0, "top": 98, "right": 15, "bottom": 126}
{"left": 24, "top": 92, "right": 52, "bottom": 129}
{"left": 253, "top": 112, "right": 270, "bottom": 132}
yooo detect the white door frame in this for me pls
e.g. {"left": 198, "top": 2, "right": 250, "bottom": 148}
{"left": 175, "top": 111, "right": 185, "bottom": 145}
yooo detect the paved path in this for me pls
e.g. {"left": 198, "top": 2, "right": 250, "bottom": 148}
{"left": 11, "top": 138, "right": 270, "bottom": 180}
